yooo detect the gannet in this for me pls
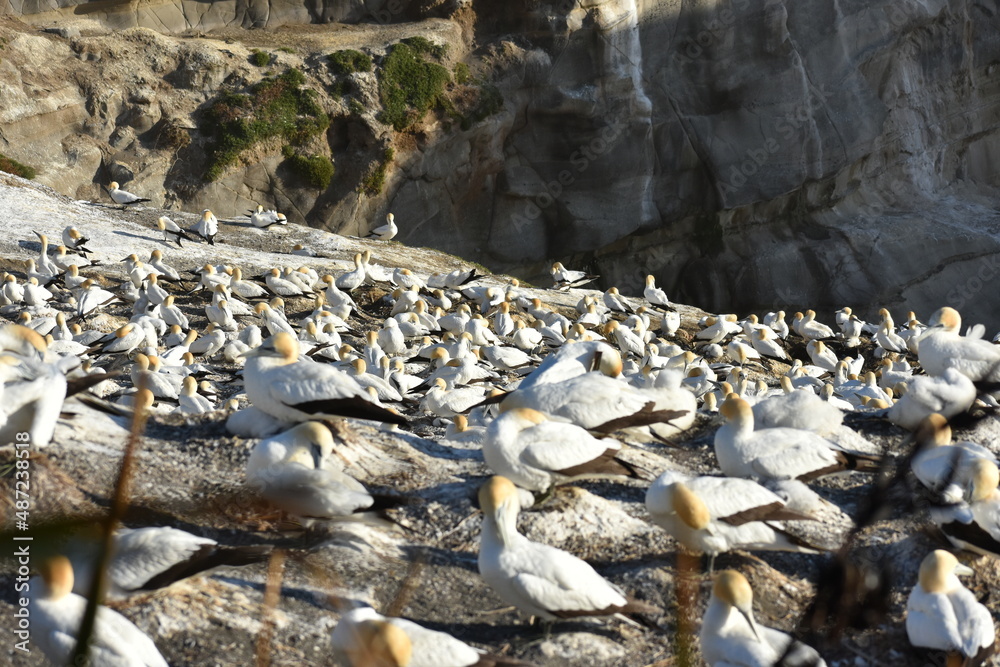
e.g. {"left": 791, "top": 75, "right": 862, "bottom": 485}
{"left": 22, "top": 277, "right": 54, "bottom": 307}
{"left": 0, "top": 326, "right": 70, "bottom": 448}
{"left": 887, "top": 368, "right": 977, "bottom": 430}
{"left": 875, "top": 320, "right": 908, "bottom": 354}
{"left": 796, "top": 310, "right": 834, "bottom": 341}
{"left": 697, "top": 315, "right": 740, "bottom": 343}
{"left": 805, "top": 340, "right": 838, "bottom": 372}
{"left": 483, "top": 408, "right": 636, "bottom": 493}
{"left": 359, "top": 250, "right": 391, "bottom": 283}
{"left": 367, "top": 212, "right": 398, "bottom": 240}
{"left": 93, "top": 323, "right": 145, "bottom": 356}
{"left": 29, "top": 555, "right": 169, "bottom": 666}
{"left": 910, "top": 414, "right": 997, "bottom": 505}
{"left": 336, "top": 253, "right": 367, "bottom": 291}
{"left": 348, "top": 359, "right": 402, "bottom": 402}
{"left": 390, "top": 267, "right": 424, "bottom": 291}
{"left": 131, "top": 353, "right": 179, "bottom": 400}
{"left": 249, "top": 204, "right": 287, "bottom": 228}
{"left": 230, "top": 267, "right": 267, "bottom": 299}
{"left": 477, "top": 476, "right": 657, "bottom": 622}
{"left": 932, "top": 458, "right": 1000, "bottom": 557}
{"left": 32, "top": 231, "right": 60, "bottom": 279}
{"left": 156, "top": 216, "right": 193, "bottom": 246}
{"left": 247, "top": 421, "right": 396, "bottom": 526}
{"left": 643, "top": 274, "right": 672, "bottom": 310}
{"left": 750, "top": 327, "right": 787, "bottom": 360}
{"left": 67, "top": 526, "right": 270, "bottom": 600}
{"left": 145, "top": 250, "right": 180, "bottom": 282}
{"left": 53, "top": 245, "right": 94, "bottom": 272}
{"left": 605, "top": 319, "right": 645, "bottom": 357}
{"left": 159, "top": 295, "right": 189, "bottom": 329}
{"left": 499, "top": 371, "right": 690, "bottom": 434}
{"left": 242, "top": 332, "right": 406, "bottom": 425}
{"left": 764, "top": 310, "right": 789, "bottom": 339}
{"left": 602, "top": 286, "right": 634, "bottom": 314}
{"left": 189, "top": 323, "right": 226, "bottom": 358}
{"left": 61, "top": 225, "right": 93, "bottom": 255}
{"left": 645, "top": 470, "right": 821, "bottom": 566}
{"left": 1, "top": 274, "right": 23, "bottom": 304}
{"left": 331, "top": 606, "right": 534, "bottom": 667}
{"left": 715, "top": 395, "right": 877, "bottom": 481}
{"left": 701, "top": 570, "right": 827, "bottom": 667}
{"left": 418, "top": 377, "right": 484, "bottom": 417}
{"left": 517, "top": 340, "right": 620, "bottom": 389}
{"left": 105, "top": 181, "right": 151, "bottom": 207}
{"left": 906, "top": 550, "right": 994, "bottom": 664}
{"left": 550, "top": 261, "right": 596, "bottom": 289}
{"left": 177, "top": 376, "right": 215, "bottom": 415}
{"left": 919, "top": 307, "right": 1000, "bottom": 380}
{"left": 189, "top": 209, "right": 219, "bottom": 245}
{"left": 427, "top": 267, "right": 480, "bottom": 290}
{"left": 751, "top": 380, "right": 844, "bottom": 434}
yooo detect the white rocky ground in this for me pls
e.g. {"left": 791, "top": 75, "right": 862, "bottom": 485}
{"left": 0, "top": 172, "right": 998, "bottom": 666}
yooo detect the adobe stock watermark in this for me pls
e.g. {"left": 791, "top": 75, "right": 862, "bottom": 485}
{"left": 946, "top": 253, "right": 1000, "bottom": 311}
{"left": 509, "top": 120, "right": 627, "bottom": 233}
{"left": 674, "top": 0, "right": 928, "bottom": 64}
{"left": 672, "top": 0, "right": 751, "bottom": 64}
{"left": 11, "top": 430, "right": 32, "bottom": 655}
{"left": 715, "top": 84, "right": 836, "bottom": 199}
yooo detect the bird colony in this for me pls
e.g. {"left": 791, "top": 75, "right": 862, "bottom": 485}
{"left": 2, "top": 178, "right": 1000, "bottom": 666}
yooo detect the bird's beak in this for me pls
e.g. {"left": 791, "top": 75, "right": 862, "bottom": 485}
{"left": 740, "top": 607, "right": 761, "bottom": 641}
{"left": 916, "top": 324, "right": 943, "bottom": 342}
{"left": 238, "top": 347, "right": 263, "bottom": 359}
{"left": 954, "top": 563, "right": 975, "bottom": 577}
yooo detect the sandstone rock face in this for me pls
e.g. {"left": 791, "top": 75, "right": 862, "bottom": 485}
{"left": 1, "top": 0, "right": 1000, "bottom": 327}
{"left": 1, "top": 0, "right": 377, "bottom": 32}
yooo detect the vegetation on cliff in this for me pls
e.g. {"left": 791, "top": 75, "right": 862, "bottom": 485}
{"left": 282, "top": 147, "right": 334, "bottom": 190}
{"left": 201, "top": 69, "right": 329, "bottom": 182}
{"left": 377, "top": 40, "right": 451, "bottom": 131}
{"left": 0, "top": 153, "right": 36, "bottom": 180}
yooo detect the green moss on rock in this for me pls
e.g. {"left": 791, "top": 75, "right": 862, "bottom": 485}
{"left": 0, "top": 154, "right": 36, "bottom": 180}
{"left": 283, "top": 147, "right": 334, "bottom": 189}
{"left": 328, "top": 49, "right": 373, "bottom": 75}
{"left": 202, "top": 69, "right": 329, "bottom": 182}
{"left": 377, "top": 43, "right": 450, "bottom": 131}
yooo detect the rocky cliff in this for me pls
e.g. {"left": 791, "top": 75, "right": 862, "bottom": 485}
{"left": 1, "top": 0, "right": 999, "bottom": 326}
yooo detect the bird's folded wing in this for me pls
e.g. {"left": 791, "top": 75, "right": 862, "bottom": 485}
{"left": 751, "top": 441, "right": 839, "bottom": 480}
{"left": 690, "top": 477, "right": 796, "bottom": 525}
{"left": 907, "top": 593, "right": 965, "bottom": 653}
{"left": 520, "top": 424, "right": 615, "bottom": 471}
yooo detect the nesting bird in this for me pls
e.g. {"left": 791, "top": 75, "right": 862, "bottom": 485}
{"left": 105, "top": 181, "right": 151, "bottom": 207}
{"left": 477, "top": 476, "right": 658, "bottom": 623}
{"left": 701, "top": 570, "right": 827, "bottom": 666}
{"left": 906, "top": 550, "right": 994, "bottom": 665}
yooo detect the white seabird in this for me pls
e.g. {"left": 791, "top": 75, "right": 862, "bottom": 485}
{"left": 477, "top": 476, "right": 658, "bottom": 622}
{"left": 68, "top": 526, "right": 270, "bottom": 600}
{"left": 242, "top": 332, "right": 407, "bottom": 425}
{"left": 29, "top": 555, "right": 169, "bottom": 667}
{"left": 105, "top": 181, "right": 151, "bottom": 207}
{"left": 331, "top": 606, "right": 534, "bottom": 667}
{"left": 367, "top": 212, "right": 398, "bottom": 240}
{"left": 645, "top": 470, "right": 822, "bottom": 566}
{"left": 906, "top": 550, "right": 994, "bottom": 665}
{"left": 919, "top": 307, "right": 1000, "bottom": 380}
{"left": 189, "top": 209, "right": 219, "bottom": 245}
{"left": 700, "top": 569, "right": 827, "bottom": 667}
{"left": 483, "top": 408, "right": 637, "bottom": 493}
{"left": 715, "top": 395, "right": 878, "bottom": 481}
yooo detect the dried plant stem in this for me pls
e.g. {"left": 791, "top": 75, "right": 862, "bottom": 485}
{"left": 256, "top": 549, "right": 287, "bottom": 667}
{"left": 70, "top": 381, "right": 150, "bottom": 666}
